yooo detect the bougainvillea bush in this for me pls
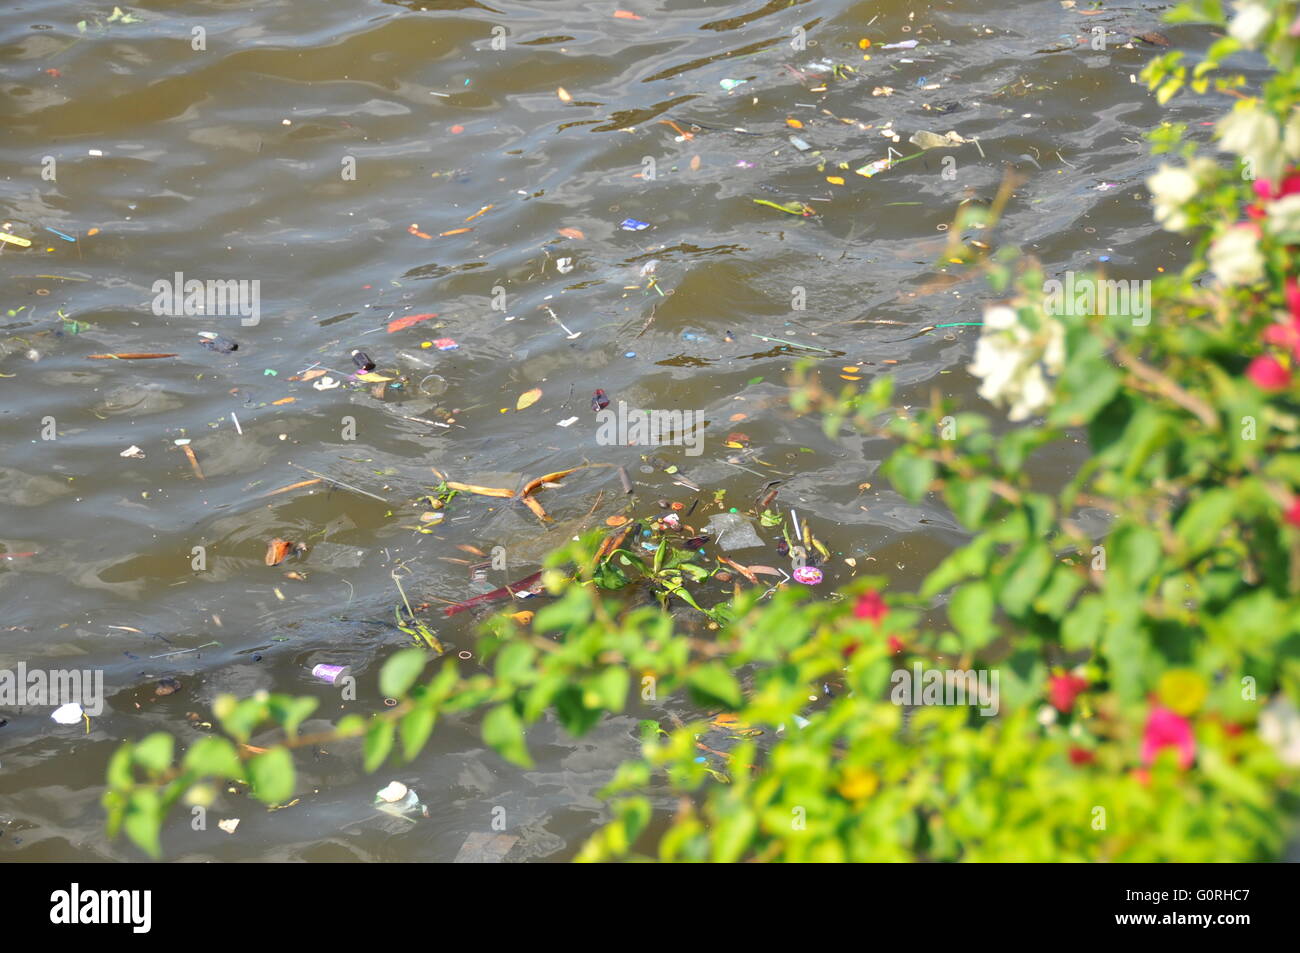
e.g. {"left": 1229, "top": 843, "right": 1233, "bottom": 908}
{"left": 106, "top": 0, "right": 1300, "bottom": 861}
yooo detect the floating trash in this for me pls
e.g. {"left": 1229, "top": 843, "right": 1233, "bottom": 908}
{"left": 198, "top": 332, "right": 238, "bottom": 354}
{"left": 855, "top": 157, "right": 893, "bottom": 178}
{"left": 619, "top": 218, "right": 650, "bottom": 231}
{"left": 792, "top": 565, "right": 824, "bottom": 585}
{"left": 51, "top": 702, "right": 83, "bottom": 725}
{"left": 702, "top": 512, "right": 763, "bottom": 551}
{"left": 311, "top": 663, "right": 349, "bottom": 684}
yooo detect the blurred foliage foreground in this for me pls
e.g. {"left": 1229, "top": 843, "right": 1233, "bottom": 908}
{"left": 105, "top": 0, "right": 1300, "bottom": 860}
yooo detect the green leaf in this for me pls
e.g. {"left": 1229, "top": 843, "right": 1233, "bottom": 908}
{"left": 997, "top": 545, "right": 1053, "bottom": 617}
{"left": 494, "top": 641, "right": 538, "bottom": 684}
{"left": 950, "top": 582, "right": 997, "bottom": 651}
{"left": 106, "top": 744, "right": 135, "bottom": 789}
{"left": 380, "top": 648, "right": 428, "bottom": 699}
{"left": 883, "top": 448, "right": 936, "bottom": 502}
{"left": 131, "top": 733, "right": 174, "bottom": 775}
{"left": 582, "top": 667, "right": 630, "bottom": 711}
{"left": 400, "top": 707, "right": 437, "bottom": 761}
{"left": 1175, "top": 487, "right": 1236, "bottom": 557}
{"left": 1061, "top": 594, "right": 1105, "bottom": 651}
{"left": 688, "top": 663, "right": 743, "bottom": 709}
{"left": 945, "top": 477, "right": 994, "bottom": 528}
{"left": 124, "top": 788, "right": 162, "bottom": 859}
{"left": 483, "top": 704, "right": 533, "bottom": 767}
{"left": 247, "top": 748, "right": 295, "bottom": 805}
{"left": 267, "top": 695, "right": 319, "bottom": 736}
{"left": 182, "top": 737, "right": 243, "bottom": 780}
{"left": 364, "top": 719, "right": 396, "bottom": 772}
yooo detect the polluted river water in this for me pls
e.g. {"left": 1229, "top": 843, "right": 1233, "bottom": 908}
{"left": 0, "top": 0, "right": 1220, "bottom": 861}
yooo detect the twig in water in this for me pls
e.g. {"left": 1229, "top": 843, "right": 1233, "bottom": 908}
{"left": 285, "top": 463, "right": 389, "bottom": 503}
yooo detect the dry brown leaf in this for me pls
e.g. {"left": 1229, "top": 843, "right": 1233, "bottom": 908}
{"left": 522, "top": 466, "right": 585, "bottom": 497}
{"left": 265, "top": 539, "right": 294, "bottom": 566}
{"left": 520, "top": 495, "right": 549, "bottom": 521}
{"left": 445, "top": 481, "right": 514, "bottom": 498}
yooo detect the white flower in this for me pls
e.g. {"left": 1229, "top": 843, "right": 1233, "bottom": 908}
{"left": 1147, "top": 163, "right": 1199, "bottom": 232}
{"left": 967, "top": 304, "right": 1066, "bottom": 422}
{"left": 1042, "top": 319, "right": 1066, "bottom": 376}
{"left": 1259, "top": 697, "right": 1300, "bottom": 766}
{"left": 1228, "top": 1, "right": 1272, "bottom": 48}
{"left": 1208, "top": 225, "right": 1266, "bottom": 286}
{"left": 1218, "top": 104, "right": 1284, "bottom": 180}
{"left": 1285, "top": 110, "right": 1300, "bottom": 159}
{"left": 1267, "top": 193, "right": 1300, "bottom": 236}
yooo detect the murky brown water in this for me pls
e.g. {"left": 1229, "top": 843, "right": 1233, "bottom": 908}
{"left": 0, "top": 0, "right": 1215, "bottom": 860}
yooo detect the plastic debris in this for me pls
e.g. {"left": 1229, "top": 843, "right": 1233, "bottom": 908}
{"left": 311, "top": 663, "right": 349, "bottom": 684}
{"left": 350, "top": 349, "right": 376, "bottom": 371}
{"left": 120, "top": 445, "right": 145, "bottom": 458}
{"left": 218, "top": 818, "right": 240, "bottom": 834}
{"left": 792, "top": 565, "right": 824, "bottom": 584}
{"left": 702, "top": 512, "right": 764, "bottom": 551}
{"left": 855, "top": 157, "right": 893, "bottom": 178}
{"left": 882, "top": 39, "right": 918, "bottom": 49}
{"left": 909, "top": 130, "right": 971, "bottom": 150}
{"left": 591, "top": 389, "right": 610, "bottom": 411}
{"left": 375, "top": 780, "right": 424, "bottom": 817}
{"left": 199, "top": 331, "right": 238, "bottom": 354}
{"left": 431, "top": 338, "right": 459, "bottom": 351}
{"left": 620, "top": 218, "right": 650, "bottom": 231}
{"left": 789, "top": 136, "right": 811, "bottom": 151}
{"left": 51, "top": 702, "right": 83, "bottom": 725}
{"left": 719, "top": 78, "right": 747, "bottom": 90}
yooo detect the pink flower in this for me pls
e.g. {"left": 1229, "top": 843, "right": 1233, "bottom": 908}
{"left": 887, "top": 635, "right": 905, "bottom": 655}
{"left": 1048, "top": 673, "right": 1089, "bottom": 713}
{"left": 1285, "top": 499, "right": 1300, "bottom": 527}
{"left": 854, "top": 590, "right": 887, "bottom": 623}
{"left": 1248, "top": 355, "right": 1291, "bottom": 390}
{"left": 1254, "top": 174, "right": 1300, "bottom": 200}
{"left": 1264, "top": 317, "right": 1300, "bottom": 358}
{"left": 1140, "top": 706, "right": 1195, "bottom": 770}
{"left": 1286, "top": 277, "right": 1300, "bottom": 321}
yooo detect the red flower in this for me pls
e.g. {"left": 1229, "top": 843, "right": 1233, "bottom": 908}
{"left": 1048, "top": 673, "right": 1089, "bottom": 713}
{"left": 1068, "top": 747, "right": 1095, "bottom": 766}
{"left": 1286, "top": 499, "right": 1300, "bottom": 527}
{"left": 1140, "top": 706, "right": 1195, "bottom": 770}
{"left": 1247, "top": 355, "right": 1291, "bottom": 391}
{"left": 854, "top": 590, "right": 888, "bottom": 623}
{"left": 887, "top": 635, "right": 904, "bottom": 654}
